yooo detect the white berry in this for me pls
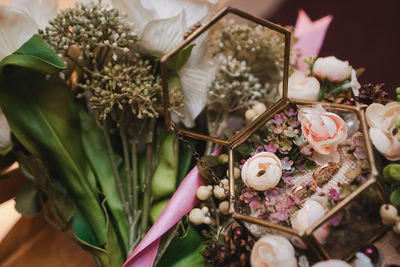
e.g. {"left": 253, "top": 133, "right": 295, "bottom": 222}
{"left": 380, "top": 204, "right": 398, "bottom": 226}
{"left": 393, "top": 220, "right": 400, "bottom": 234}
{"left": 219, "top": 201, "right": 230, "bottom": 215}
{"left": 245, "top": 109, "right": 256, "bottom": 121}
{"left": 188, "top": 208, "right": 205, "bottom": 225}
{"left": 213, "top": 185, "right": 226, "bottom": 200}
{"left": 252, "top": 102, "right": 267, "bottom": 116}
{"left": 196, "top": 185, "right": 212, "bottom": 201}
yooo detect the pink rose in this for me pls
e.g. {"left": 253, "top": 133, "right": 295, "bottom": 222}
{"left": 299, "top": 105, "right": 347, "bottom": 155}
{"left": 250, "top": 235, "right": 297, "bottom": 267}
{"left": 241, "top": 152, "right": 282, "bottom": 191}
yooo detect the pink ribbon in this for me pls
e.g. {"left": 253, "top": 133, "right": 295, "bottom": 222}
{"left": 123, "top": 149, "right": 221, "bottom": 267}
{"left": 294, "top": 9, "right": 333, "bottom": 71}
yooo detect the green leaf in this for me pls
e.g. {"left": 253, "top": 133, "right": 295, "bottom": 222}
{"left": 79, "top": 110, "right": 129, "bottom": 251}
{"left": 391, "top": 187, "right": 400, "bottom": 207}
{"left": 15, "top": 182, "right": 42, "bottom": 216}
{"left": 168, "top": 45, "right": 194, "bottom": 72}
{"left": 17, "top": 152, "right": 75, "bottom": 227}
{"left": 151, "top": 133, "right": 179, "bottom": 200}
{"left": 0, "top": 34, "right": 107, "bottom": 246}
{"left": 157, "top": 225, "right": 207, "bottom": 267}
{"left": 150, "top": 198, "right": 170, "bottom": 223}
{"left": 177, "top": 139, "right": 196, "bottom": 185}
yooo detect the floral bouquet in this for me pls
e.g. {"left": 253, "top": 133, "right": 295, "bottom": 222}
{"left": 1, "top": 0, "right": 400, "bottom": 267}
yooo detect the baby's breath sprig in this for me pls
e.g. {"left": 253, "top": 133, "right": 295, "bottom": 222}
{"left": 211, "top": 22, "right": 288, "bottom": 86}
{"left": 208, "top": 55, "right": 264, "bottom": 112}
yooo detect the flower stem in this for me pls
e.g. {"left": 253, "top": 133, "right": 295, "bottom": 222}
{"left": 132, "top": 138, "right": 139, "bottom": 212}
{"left": 119, "top": 124, "right": 133, "bottom": 213}
{"left": 101, "top": 121, "right": 130, "bottom": 218}
{"left": 140, "top": 118, "right": 157, "bottom": 234}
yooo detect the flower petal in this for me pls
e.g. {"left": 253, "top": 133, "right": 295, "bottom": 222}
{"left": 111, "top": 0, "right": 157, "bottom": 34}
{"left": 0, "top": 4, "right": 38, "bottom": 60}
{"left": 175, "top": 59, "right": 216, "bottom": 127}
{"left": 10, "top": 0, "right": 58, "bottom": 29}
{"left": 150, "top": 0, "right": 216, "bottom": 27}
{"left": 366, "top": 103, "right": 385, "bottom": 129}
{"left": 140, "top": 11, "right": 187, "bottom": 56}
{"left": 369, "top": 128, "right": 391, "bottom": 155}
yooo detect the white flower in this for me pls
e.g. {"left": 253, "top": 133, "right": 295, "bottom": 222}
{"left": 279, "top": 71, "right": 320, "bottom": 100}
{"left": 313, "top": 56, "right": 352, "bottom": 82}
{"left": 111, "top": 0, "right": 220, "bottom": 127}
{"left": 250, "top": 235, "right": 297, "bottom": 267}
{"left": 0, "top": 109, "right": 11, "bottom": 153}
{"left": 312, "top": 259, "right": 351, "bottom": 267}
{"left": 241, "top": 152, "right": 282, "bottom": 191}
{"left": 342, "top": 69, "right": 361, "bottom": 96}
{"left": 366, "top": 102, "right": 400, "bottom": 161}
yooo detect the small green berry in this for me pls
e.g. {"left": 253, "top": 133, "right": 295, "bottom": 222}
{"left": 218, "top": 154, "right": 229, "bottom": 164}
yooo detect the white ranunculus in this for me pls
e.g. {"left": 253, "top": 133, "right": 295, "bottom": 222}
{"left": 241, "top": 152, "right": 282, "bottom": 191}
{"left": 250, "top": 235, "right": 297, "bottom": 267}
{"left": 366, "top": 102, "right": 400, "bottom": 161}
{"left": 312, "top": 259, "right": 351, "bottom": 267}
{"left": 0, "top": 109, "right": 11, "bottom": 153}
{"left": 112, "top": 0, "right": 220, "bottom": 128}
{"left": 313, "top": 56, "right": 352, "bottom": 82}
{"left": 280, "top": 71, "right": 320, "bottom": 100}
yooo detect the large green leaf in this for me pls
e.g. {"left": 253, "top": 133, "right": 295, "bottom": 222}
{"left": 0, "top": 35, "right": 107, "bottom": 245}
{"left": 157, "top": 225, "right": 207, "bottom": 267}
{"left": 79, "top": 110, "right": 129, "bottom": 251}
{"left": 14, "top": 182, "right": 42, "bottom": 217}
{"left": 151, "top": 133, "right": 179, "bottom": 200}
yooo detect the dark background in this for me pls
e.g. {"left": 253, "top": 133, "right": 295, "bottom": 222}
{"left": 269, "top": 0, "right": 400, "bottom": 98}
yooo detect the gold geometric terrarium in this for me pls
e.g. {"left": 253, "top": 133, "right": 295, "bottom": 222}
{"left": 228, "top": 100, "right": 388, "bottom": 261}
{"left": 161, "top": 6, "right": 388, "bottom": 262}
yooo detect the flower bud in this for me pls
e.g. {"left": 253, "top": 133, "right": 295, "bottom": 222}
{"left": 393, "top": 220, "right": 400, "bottom": 234}
{"left": 245, "top": 109, "right": 256, "bottom": 121}
{"left": 188, "top": 208, "right": 205, "bottom": 225}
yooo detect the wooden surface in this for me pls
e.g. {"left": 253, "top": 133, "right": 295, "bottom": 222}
{"left": 0, "top": 211, "right": 96, "bottom": 267}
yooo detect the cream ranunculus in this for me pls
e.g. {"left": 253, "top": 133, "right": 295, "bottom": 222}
{"left": 279, "top": 70, "right": 320, "bottom": 100}
{"left": 250, "top": 235, "right": 297, "bottom": 267}
{"left": 299, "top": 105, "right": 347, "bottom": 155}
{"left": 366, "top": 102, "right": 400, "bottom": 161}
{"left": 313, "top": 56, "right": 352, "bottom": 82}
{"left": 241, "top": 152, "right": 282, "bottom": 191}
{"left": 290, "top": 199, "right": 329, "bottom": 246}
{"left": 312, "top": 259, "right": 351, "bottom": 267}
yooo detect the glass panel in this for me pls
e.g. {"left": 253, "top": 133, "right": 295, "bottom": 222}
{"left": 314, "top": 184, "right": 385, "bottom": 259}
{"left": 168, "top": 12, "right": 286, "bottom": 143}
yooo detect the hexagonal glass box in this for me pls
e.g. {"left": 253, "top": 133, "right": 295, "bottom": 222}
{"left": 160, "top": 6, "right": 291, "bottom": 150}
{"left": 160, "top": 6, "right": 388, "bottom": 261}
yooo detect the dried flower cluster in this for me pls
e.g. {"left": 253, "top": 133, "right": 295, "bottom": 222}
{"left": 40, "top": 0, "right": 138, "bottom": 68}
{"left": 79, "top": 60, "right": 160, "bottom": 120}
{"left": 211, "top": 22, "right": 287, "bottom": 85}
{"left": 207, "top": 55, "right": 263, "bottom": 111}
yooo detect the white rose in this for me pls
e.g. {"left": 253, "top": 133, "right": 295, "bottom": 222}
{"left": 241, "top": 152, "right": 282, "bottom": 191}
{"left": 250, "top": 235, "right": 297, "bottom": 267}
{"left": 313, "top": 56, "right": 352, "bottom": 82}
{"left": 279, "top": 71, "right": 320, "bottom": 100}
